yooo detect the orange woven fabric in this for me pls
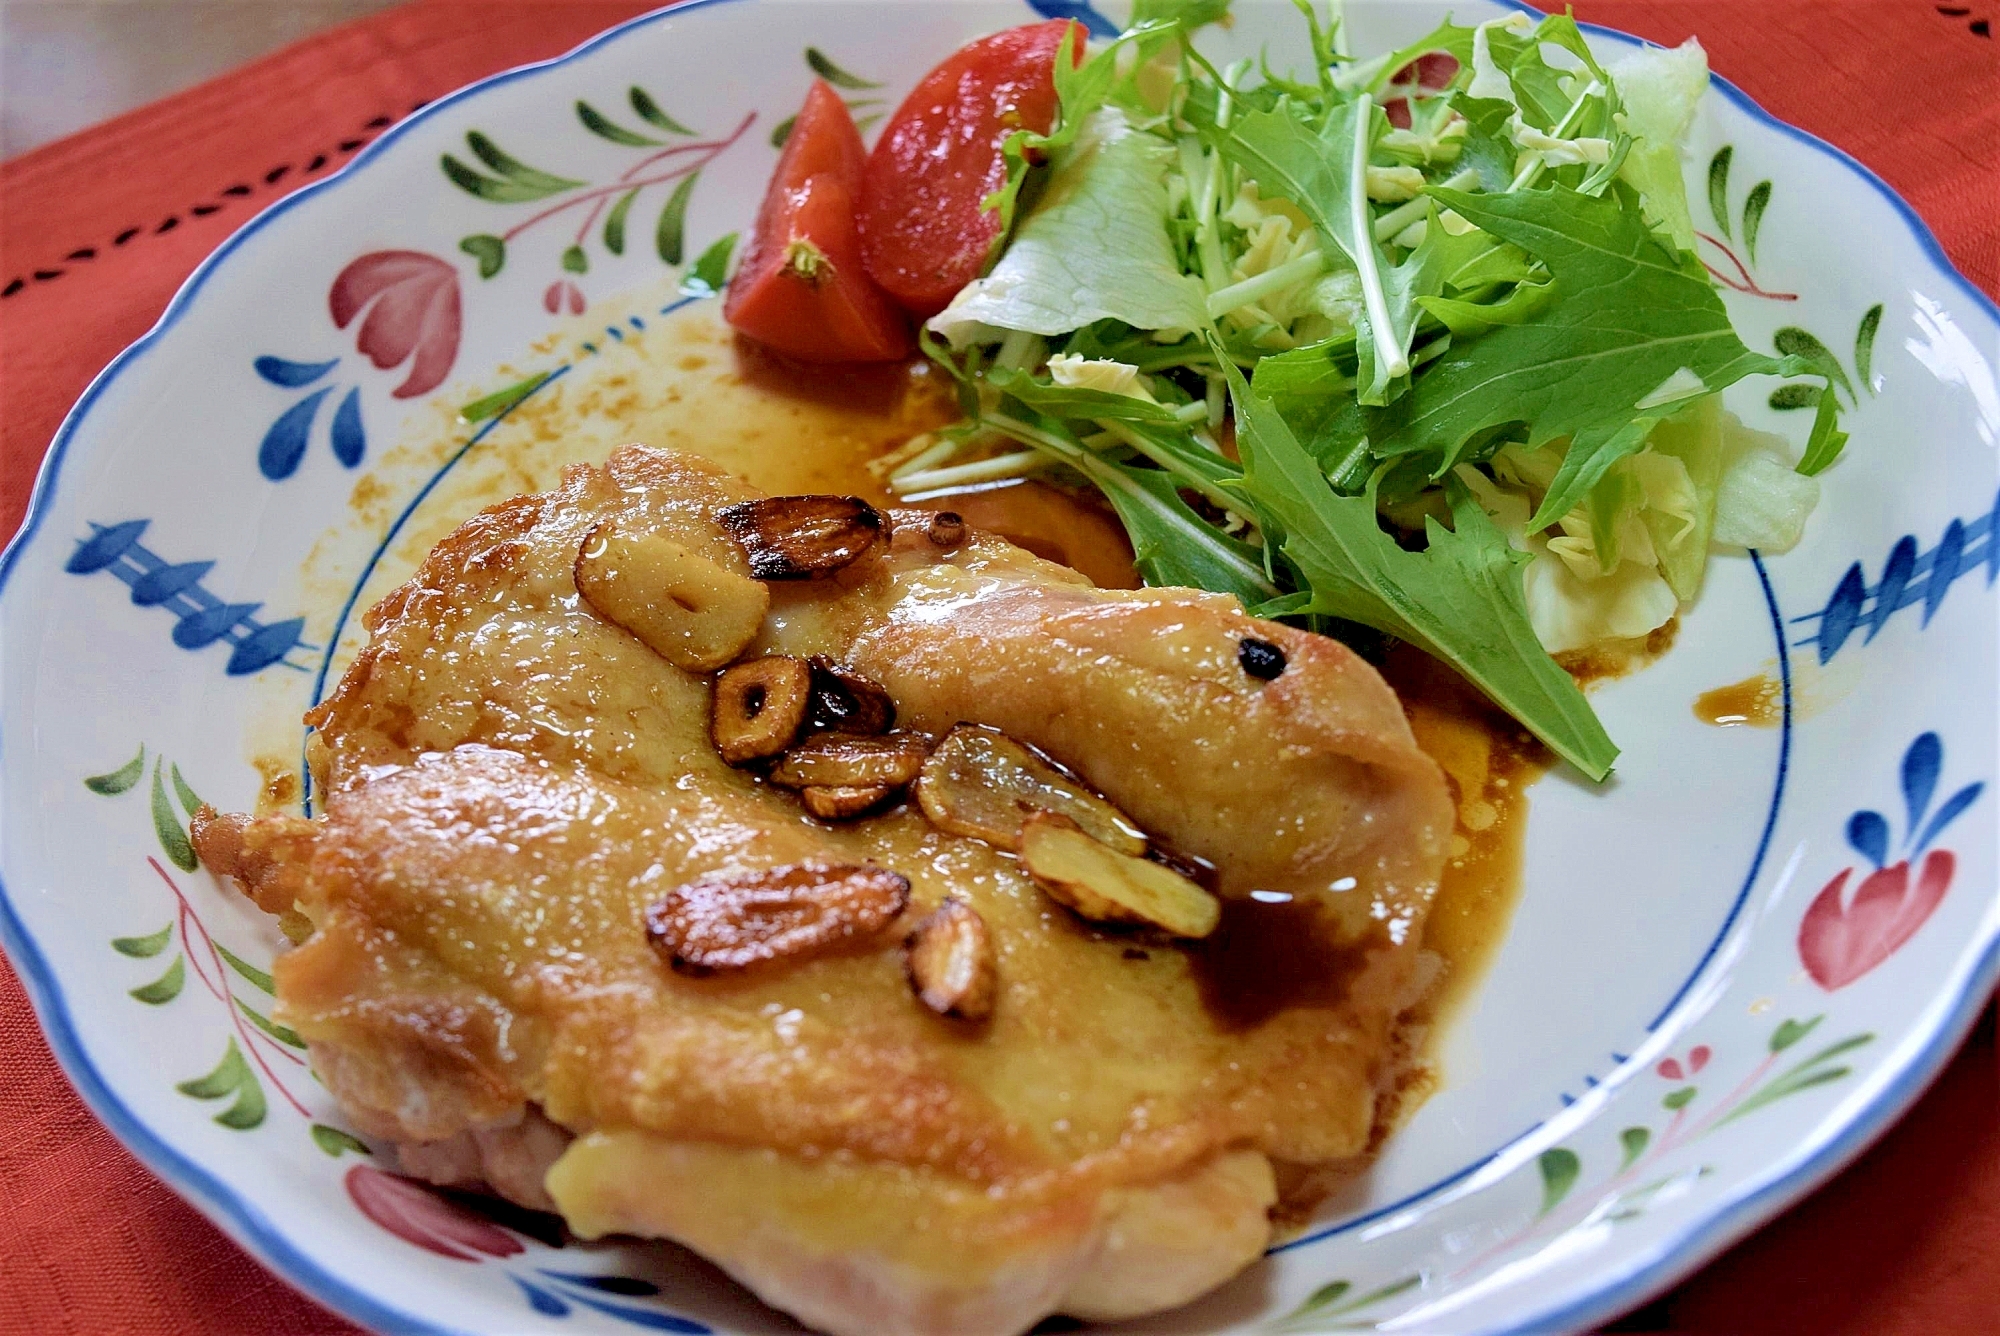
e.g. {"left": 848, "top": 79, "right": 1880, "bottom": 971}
{"left": 0, "top": 3, "right": 1993, "bottom": 1333}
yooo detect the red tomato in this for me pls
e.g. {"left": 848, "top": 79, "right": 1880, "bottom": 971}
{"left": 859, "top": 20, "right": 1084, "bottom": 319}
{"left": 724, "top": 80, "right": 912, "bottom": 363}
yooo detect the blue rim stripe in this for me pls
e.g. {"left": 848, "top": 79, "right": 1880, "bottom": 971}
{"left": 0, "top": 2, "right": 1995, "bottom": 1334}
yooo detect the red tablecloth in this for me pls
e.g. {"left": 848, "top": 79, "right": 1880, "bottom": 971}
{"left": 0, "top": 3, "right": 1994, "bottom": 1333}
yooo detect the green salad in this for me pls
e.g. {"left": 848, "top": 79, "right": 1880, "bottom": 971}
{"left": 879, "top": 0, "right": 1844, "bottom": 780}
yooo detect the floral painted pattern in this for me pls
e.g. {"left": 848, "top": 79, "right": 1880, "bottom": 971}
{"left": 1799, "top": 733, "right": 1981, "bottom": 989}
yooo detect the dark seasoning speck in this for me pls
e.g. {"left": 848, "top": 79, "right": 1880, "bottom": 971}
{"left": 1238, "top": 637, "right": 1286, "bottom": 680}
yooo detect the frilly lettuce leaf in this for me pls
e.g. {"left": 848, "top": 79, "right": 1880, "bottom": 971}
{"left": 930, "top": 108, "right": 1208, "bottom": 348}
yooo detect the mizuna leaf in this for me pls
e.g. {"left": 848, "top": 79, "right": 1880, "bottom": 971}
{"left": 1797, "top": 382, "right": 1849, "bottom": 476}
{"left": 1537, "top": 1147, "right": 1580, "bottom": 1215}
{"left": 112, "top": 922, "right": 174, "bottom": 958}
{"left": 84, "top": 745, "right": 145, "bottom": 795}
{"left": 603, "top": 188, "right": 639, "bottom": 255}
{"left": 1363, "top": 183, "right": 1808, "bottom": 524}
{"left": 129, "top": 955, "right": 185, "bottom": 1005}
{"left": 1220, "top": 352, "right": 1617, "bottom": 779}
{"left": 806, "top": 46, "right": 881, "bottom": 90}
{"left": 576, "top": 100, "right": 661, "bottom": 146}
{"left": 657, "top": 172, "right": 698, "bottom": 265}
{"left": 151, "top": 760, "right": 196, "bottom": 872}
{"left": 630, "top": 86, "right": 694, "bottom": 136}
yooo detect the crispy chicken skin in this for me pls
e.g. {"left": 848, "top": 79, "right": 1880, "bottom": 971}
{"left": 196, "top": 445, "right": 1452, "bottom": 1336}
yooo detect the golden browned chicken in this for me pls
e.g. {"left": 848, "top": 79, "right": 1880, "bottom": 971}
{"left": 195, "top": 444, "right": 1452, "bottom": 1336}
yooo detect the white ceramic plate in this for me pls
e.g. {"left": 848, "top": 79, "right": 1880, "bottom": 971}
{"left": 3, "top": 2, "right": 1996, "bottom": 1332}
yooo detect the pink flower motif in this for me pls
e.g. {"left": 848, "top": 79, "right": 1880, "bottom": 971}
{"left": 1654, "top": 1045, "right": 1710, "bottom": 1082}
{"left": 344, "top": 1164, "right": 524, "bottom": 1262}
{"left": 544, "top": 279, "right": 586, "bottom": 316}
{"left": 329, "top": 251, "right": 463, "bottom": 399}
{"left": 1799, "top": 851, "right": 1954, "bottom": 991}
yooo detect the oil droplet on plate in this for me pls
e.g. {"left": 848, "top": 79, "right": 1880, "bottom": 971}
{"left": 1694, "top": 673, "right": 1783, "bottom": 727}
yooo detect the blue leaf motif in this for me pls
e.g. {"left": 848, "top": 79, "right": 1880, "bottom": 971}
{"left": 259, "top": 387, "right": 332, "bottom": 480}
{"left": 331, "top": 387, "right": 366, "bottom": 468}
{"left": 563, "top": 1291, "right": 711, "bottom": 1332}
{"left": 254, "top": 356, "right": 338, "bottom": 388}
{"left": 1846, "top": 810, "right": 1890, "bottom": 869}
{"left": 129, "top": 560, "right": 213, "bottom": 607}
{"left": 65, "top": 520, "right": 149, "bottom": 574}
{"left": 227, "top": 617, "right": 306, "bottom": 675}
{"left": 1914, "top": 782, "right": 1983, "bottom": 856}
{"left": 539, "top": 1270, "right": 661, "bottom": 1296}
{"left": 511, "top": 1276, "right": 570, "bottom": 1317}
{"left": 173, "top": 602, "right": 261, "bottom": 649}
{"left": 1901, "top": 733, "right": 1942, "bottom": 847}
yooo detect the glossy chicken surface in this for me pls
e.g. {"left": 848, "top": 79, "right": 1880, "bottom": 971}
{"left": 198, "top": 445, "right": 1453, "bottom": 1336}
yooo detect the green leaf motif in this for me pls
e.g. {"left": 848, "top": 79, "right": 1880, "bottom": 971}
{"left": 680, "top": 233, "right": 739, "bottom": 298}
{"left": 576, "top": 100, "right": 660, "bottom": 146}
{"left": 806, "top": 46, "right": 882, "bottom": 90}
{"left": 1726, "top": 1032, "right": 1873, "bottom": 1126}
{"left": 1662, "top": 1085, "right": 1698, "bottom": 1111}
{"left": 112, "top": 922, "right": 174, "bottom": 958}
{"left": 151, "top": 760, "right": 196, "bottom": 872}
{"left": 311, "top": 1124, "right": 372, "bottom": 1158}
{"left": 769, "top": 113, "right": 796, "bottom": 150}
{"left": 1773, "top": 327, "right": 1853, "bottom": 401}
{"left": 129, "top": 955, "right": 185, "bottom": 1005}
{"left": 1276, "top": 1273, "right": 1422, "bottom": 1329}
{"left": 1855, "top": 303, "right": 1883, "bottom": 391}
{"left": 1707, "top": 145, "right": 1733, "bottom": 238}
{"left": 170, "top": 763, "right": 202, "bottom": 818}
{"left": 1742, "top": 180, "right": 1772, "bottom": 265}
{"left": 459, "top": 233, "right": 506, "bottom": 279}
{"left": 441, "top": 133, "right": 584, "bottom": 203}
{"left": 1618, "top": 1126, "right": 1651, "bottom": 1170}
{"left": 84, "top": 746, "right": 145, "bottom": 795}
{"left": 561, "top": 244, "right": 589, "bottom": 275}
{"left": 1537, "top": 1147, "right": 1580, "bottom": 1215}
{"left": 1768, "top": 383, "right": 1821, "bottom": 410}
{"left": 630, "top": 86, "right": 694, "bottom": 136}
{"left": 237, "top": 999, "right": 305, "bottom": 1050}
{"left": 603, "top": 187, "right": 640, "bottom": 256}
{"left": 1771, "top": 1015, "right": 1823, "bottom": 1053}
{"left": 176, "top": 1038, "right": 266, "bottom": 1129}
{"left": 215, "top": 942, "right": 274, "bottom": 995}
{"left": 461, "top": 371, "right": 554, "bottom": 424}
{"left": 657, "top": 172, "right": 698, "bottom": 265}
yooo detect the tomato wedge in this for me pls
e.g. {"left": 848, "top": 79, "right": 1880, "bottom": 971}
{"left": 724, "top": 80, "right": 912, "bottom": 363}
{"left": 859, "top": 20, "right": 1084, "bottom": 319}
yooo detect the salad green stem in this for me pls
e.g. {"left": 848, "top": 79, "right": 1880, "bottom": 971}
{"left": 1205, "top": 249, "right": 1328, "bottom": 318}
{"left": 1347, "top": 93, "right": 1409, "bottom": 381}
{"left": 896, "top": 449, "right": 1043, "bottom": 494}
{"left": 888, "top": 435, "right": 965, "bottom": 486}
{"left": 1374, "top": 166, "right": 1478, "bottom": 242}
{"left": 1510, "top": 79, "right": 1603, "bottom": 192}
